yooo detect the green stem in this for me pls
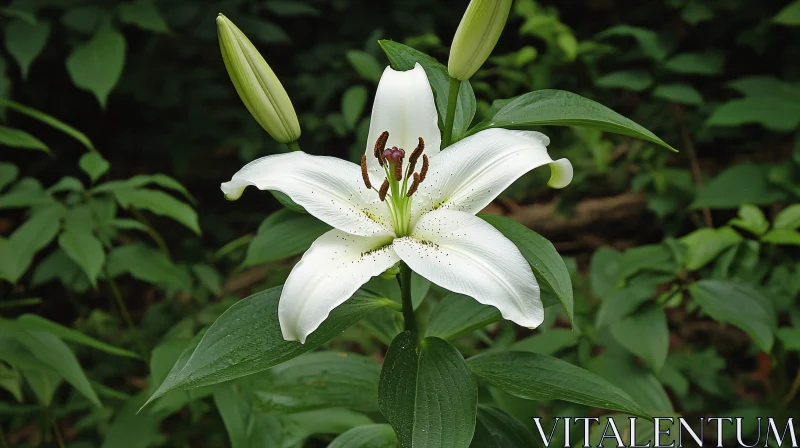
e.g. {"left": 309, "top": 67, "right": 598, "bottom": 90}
{"left": 46, "top": 407, "right": 65, "bottom": 448}
{"left": 285, "top": 140, "right": 301, "bottom": 152}
{"left": 105, "top": 268, "right": 148, "bottom": 359}
{"left": 130, "top": 208, "right": 171, "bottom": 258}
{"left": 397, "top": 263, "right": 417, "bottom": 334}
{"left": 442, "top": 77, "right": 462, "bottom": 148}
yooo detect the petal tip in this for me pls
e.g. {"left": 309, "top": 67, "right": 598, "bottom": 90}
{"left": 547, "top": 158, "right": 573, "bottom": 189}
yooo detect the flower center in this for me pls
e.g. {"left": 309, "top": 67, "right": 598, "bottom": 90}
{"left": 360, "top": 131, "right": 429, "bottom": 237}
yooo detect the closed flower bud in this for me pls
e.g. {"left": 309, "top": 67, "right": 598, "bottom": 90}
{"left": 447, "top": 0, "right": 512, "bottom": 81}
{"left": 216, "top": 14, "right": 301, "bottom": 143}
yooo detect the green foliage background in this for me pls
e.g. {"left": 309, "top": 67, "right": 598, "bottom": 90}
{"left": 1, "top": 0, "right": 799, "bottom": 446}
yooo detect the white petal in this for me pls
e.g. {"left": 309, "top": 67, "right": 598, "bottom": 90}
{"left": 364, "top": 63, "right": 441, "bottom": 179}
{"left": 221, "top": 151, "right": 393, "bottom": 237}
{"left": 279, "top": 229, "right": 400, "bottom": 343}
{"left": 393, "top": 209, "right": 543, "bottom": 328}
{"left": 412, "top": 128, "right": 572, "bottom": 220}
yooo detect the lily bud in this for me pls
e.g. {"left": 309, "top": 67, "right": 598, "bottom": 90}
{"left": 447, "top": 0, "right": 512, "bottom": 81}
{"left": 216, "top": 14, "right": 301, "bottom": 143}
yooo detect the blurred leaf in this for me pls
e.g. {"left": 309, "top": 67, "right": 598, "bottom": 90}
{"left": 707, "top": 97, "right": 800, "bottom": 131}
{"left": 692, "top": 164, "right": 786, "bottom": 209}
{"left": 664, "top": 52, "right": 724, "bottom": 75}
{"left": 107, "top": 244, "right": 191, "bottom": 291}
{"left": 143, "top": 287, "right": 392, "bottom": 408}
{"left": 329, "top": 424, "right": 398, "bottom": 448}
{"left": 113, "top": 188, "right": 200, "bottom": 234}
{"left": 680, "top": 226, "right": 743, "bottom": 271}
{"left": 47, "top": 176, "right": 84, "bottom": 194}
{"left": 0, "top": 321, "right": 101, "bottom": 407}
{"left": 346, "top": 50, "right": 383, "bottom": 83}
{"left": 0, "top": 363, "right": 23, "bottom": 402}
{"left": 79, "top": 152, "right": 110, "bottom": 182}
{"left": 729, "top": 205, "right": 769, "bottom": 236}
{"left": 0, "top": 126, "right": 49, "bottom": 152}
{"left": 481, "top": 214, "right": 574, "bottom": 323}
{"left": 689, "top": 280, "right": 776, "bottom": 352}
{"left": 192, "top": 264, "right": 223, "bottom": 296}
{"left": 61, "top": 5, "right": 105, "bottom": 34}
{"left": 213, "top": 381, "right": 285, "bottom": 448}
{"left": 511, "top": 329, "right": 579, "bottom": 356}
{"left": 596, "top": 25, "right": 670, "bottom": 60}
{"left": 774, "top": 204, "right": 800, "bottom": 230}
{"left": 58, "top": 227, "right": 105, "bottom": 288}
{"left": 93, "top": 173, "right": 195, "bottom": 203}
{"left": 4, "top": 19, "right": 50, "bottom": 77}
{"left": 0, "top": 205, "right": 62, "bottom": 283}
{"left": 595, "top": 70, "right": 653, "bottom": 91}
{"left": 101, "top": 393, "right": 162, "bottom": 448}
{"left": 469, "top": 90, "right": 676, "bottom": 151}
{"left": 66, "top": 25, "right": 126, "bottom": 108}
{"left": 777, "top": 328, "right": 800, "bottom": 351}
{"left": 467, "top": 351, "right": 651, "bottom": 419}
{"left": 379, "top": 331, "right": 477, "bottom": 448}
{"left": 0, "top": 99, "right": 96, "bottom": 152}
{"left": 762, "top": 228, "right": 800, "bottom": 245}
{"left": 653, "top": 83, "right": 703, "bottom": 105}
{"left": 470, "top": 405, "right": 538, "bottom": 448}
{"left": 117, "top": 1, "right": 169, "bottom": 33}
{"left": 379, "top": 40, "right": 477, "bottom": 143}
{"left": 17, "top": 314, "right": 139, "bottom": 358}
{"left": 265, "top": 1, "right": 320, "bottom": 16}
{"left": 682, "top": 1, "right": 714, "bottom": 24}
{"left": 342, "top": 85, "right": 368, "bottom": 129}
{"left": 774, "top": 0, "right": 800, "bottom": 25}
{"left": 425, "top": 293, "right": 501, "bottom": 340}
{"left": 243, "top": 209, "right": 330, "bottom": 267}
{"left": 611, "top": 305, "right": 669, "bottom": 371}
{"left": 0, "top": 335, "right": 62, "bottom": 406}
{"left": 0, "top": 162, "right": 18, "bottom": 191}
{"left": 237, "top": 18, "right": 289, "bottom": 44}
{"left": 727, "top": 76, "right": 800, "bottom": 97}
{"left": 253, "top": 351, "right": 380, "bottom": 413}
{"left": 588, "top": 354, "right": 673, "bottom": 414}
{"left": 590, "top": 247, "right": 622, "bottom": 298}
{"left": 596, "top": 283, "right": 654, "bottom": 328}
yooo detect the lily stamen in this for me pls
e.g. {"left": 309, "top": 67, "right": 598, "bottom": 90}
{"left": 360, "top": 155, "right": 372, "bottom": 189}
{"left": 378, "top": 179, "right": 390, "bottom": 201}
{"left": 419, "top": 154, "right": 429, "bottom": 183}
{"left": 406, "top": 173, "right": 421, "bottom": 197}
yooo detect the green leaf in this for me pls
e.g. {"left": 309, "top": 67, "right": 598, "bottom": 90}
{"left": 66, "top": 25, "right": 126, "bottom": 108}
{"left": 253, "top": 351, "right": 380, "bottom": 413}
{"left": 117, "top": 1, "right": 169, "bottom": 33}
{"left": 264, "top": 1, "right": 321, "bottom": 17}
{"left": 707, "top": 97, "right": 800, "bottom": 132}
{"left": 595, "top": 70, "right": 653, "bottom": 92}
{"left": 480, "top": 214, "right": 574, "bottom": 323}
{"left": 469, "top": 405, "right": 537, "bottom": 448}
{"left": 0, "top": 205, "right": 62, "bottom": 283}
{"left": 762, "top": 228, "right": 800, "bottom": 246}
{"left": 510, "top": 328, "right": 580, "bottom": 356}
{"left": 107, "top": 244, "right": 191, "bottom": 291}
{"left": 692, "top": 164, "right": 785, "bottom": 209}
{"left": 16, "top": 314, "right": 139, "bottom": 358}
{"left": 664, "top": 52, "right": 724, "bottom": 75}
{"left": 653, "top": 83, "right": 703, "bottom": 105}
{"left": 0, "top": 321, "right": 101, "bottom": 407}
{"left": 379, "top": 40, "right": 476, "bottom": 143}
{"left": 0, "top": 363, "right": 23, "bottom": 402}
{"left": 467, "top": 351, "right": 651, "bottom": 419}
{"left": 61, "top": 5, "right": 105, "bottom": 34}
{"left": 79, "top": 152, "right": 110, "bottom": 182}
{"left": 0, "top": 335, "right": 62, "bottom": 406}
{"left": 342, "top": 85, "right": 368, "bottom": 130}
{"left": 689, "top": 280, "right": 776, "bottom": 352}
{"left": 346, "top": 50, "right": 383, "bottom": 83}
{"left": 0, "top": 99, "right": 96, "bottom": 152}
{"left": 113, "top": 188, "right": 200, "bottom": 234}
{"left": 143, "top": 287, "right": 391, "bottom": 409}
{"left": 595, "top": 283, "right": 654, "bottom": 328}
{"left": 425, "top": 293, "right": 501, "bottom": 340}
{"left": 329, "top": 424, "right": 399, "bottom": 448}
{"left": 680, "top": 226, "right": 743, "bottom": 270}
{"left": 0, "top": 162, "right": 18, "bottom": 191}
{"left": 243, "top": 209, "right": 330, "bottom": 267}
{"left": 774, "top": 0, "right": 800, "bottom": 25}
{"left": 588, "top": 354, "right": 673, "bottom": 414}
{"left": 468, "top": 90, "right": 675, "bottom": 152}
{"left": 774, "top": 204, "right": 800, "bottom": 230}
{"left": 0, "top": 126, "right": 49, "bottom": 152}
{"left": 379, "top": 331, "right": 478, "bottom": 448}
{"left": 610, "top": 305, "right": 668, "bottom": 371}
{"left": 596, "top": 25, "right": 670, "bottom": 60}
{"left": 47, "top": 176, "right": 85, "bottom": 194}
{"left": 101, "top": 393, "right": 162, "bottom": 448}
{"left": 93, "top": 173, "right": 195, "bottom": 203}
{"left": 4, "top": 19, "right": 50, "bottom": 77}
{"left": 58, "top": 227, "right": 105, "bottom": 288}
{"left": 729, "top": 204, "right": 769, "bottom": 236}
{"left": 777, "top": 328, "right": 800, "bottom": 351}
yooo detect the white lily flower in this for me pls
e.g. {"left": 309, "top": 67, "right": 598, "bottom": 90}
{"left": 221, "top": 63, "right": 573, "bottom": 343}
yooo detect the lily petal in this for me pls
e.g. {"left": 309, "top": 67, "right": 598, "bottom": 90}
{"left": 221, "top": 152, "right": 393, "bottom": 237}
{"left": 279, "top": 229, "right": 400, "bottom": 343}
{"left": 394, "top": 209, "right": 543, "bottom": 328}
{"left": 412, "top": 129, "right": 572, "bottom": 220}
{"left": 364, "top": 63, "right": 441, "bottom": 179}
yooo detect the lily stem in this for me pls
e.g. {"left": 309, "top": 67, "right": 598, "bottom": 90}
{"left": 286, "top": 140, "right": 301, "bottom": 152}
{"left": 398, "top": 262, "right": 417, "bottom": 334}
{"left": 442, "top": 77, "right": 462, "bottom": 148}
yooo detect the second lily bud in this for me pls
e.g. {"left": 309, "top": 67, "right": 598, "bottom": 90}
{"left": 216, "top": 14, "right": 301, "bottom": 144}
{"left": 448, "top": 0, "right": 513, "bottom": 81}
